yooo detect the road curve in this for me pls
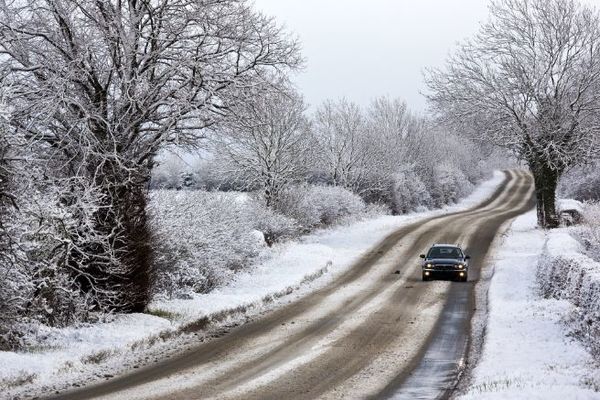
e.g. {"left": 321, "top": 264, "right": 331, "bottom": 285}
{"left": 49, "top": 170, "right": 535, "bottom": 400}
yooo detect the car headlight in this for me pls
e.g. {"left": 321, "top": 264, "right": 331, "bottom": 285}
{"left": 457, "top": 264, "right": 464, "bottom": 269}
{"left": 426, "top": 263, "right": 433, "bottom": 268}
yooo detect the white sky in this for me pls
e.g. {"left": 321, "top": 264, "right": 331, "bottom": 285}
{"left": 252, "top": 0, "right": 600, "bottom": 113}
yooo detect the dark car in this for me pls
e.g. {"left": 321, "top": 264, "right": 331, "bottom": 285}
{"left": 420, "top": 244, "right": 470, "bottom": 282}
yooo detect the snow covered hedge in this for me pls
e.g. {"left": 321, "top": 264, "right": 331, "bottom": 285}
{"left": 390, "top": 170, "right": 432, "bottom": 214}
{"left": 0, "top": 179, "right": 104, "bottom": 350}
{"left": 430, "top": 163, "right": 474, "bottom": 208}
{"left": 274, "top": 185, "right": 366, "bottom": 230}
{"left": 558, "top": 162, "right": 600, "bottom": 201}
{"left": 150, "top": 191, "right": 263, "bottom": 298}
{"left": 149, "top": 186, "right": 368, "bottom": 298}
{"left": 537, "top": 202, "right": 600, "bottom": 361}
{"left": 576, "top": 202, "right": 600, "bottom": 260}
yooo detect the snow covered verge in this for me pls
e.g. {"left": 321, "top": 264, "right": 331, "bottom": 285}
{"left": 538, "top": 200, "right": 600, "bottom": 365}
{"left": 0, "top": 171, "right": 506, "bottom": 398}
{"left": 457, "top": 209, "right": 600, "bottom": 400}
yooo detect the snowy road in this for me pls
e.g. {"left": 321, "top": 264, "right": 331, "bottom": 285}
{"left": 49, "top": 170, "right": 535, "bottom": 400}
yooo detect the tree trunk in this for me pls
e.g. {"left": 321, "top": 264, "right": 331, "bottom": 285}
{"left": 530, "top": 161, "right": 561, "bottom": 229}
{"left": 264, "top": 186, "right": 274, "bottom": 208}
{"left": 263, "top": 172, "right": 280, "bottom": 208}
{"left": 71, "top": 162, "right": 153, "bottom": 313}
{"left": 105, "top": 175, "right": 153, "bottom": 313}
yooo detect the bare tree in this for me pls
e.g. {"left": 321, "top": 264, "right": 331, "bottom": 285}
{"left": 426, "top": 0, "right": 600, "bottom": 228}
{"left": 0, "top": 0, "right": 301, "bottom": 311}
{"left": 313, "top": 99, "right": 371, "bottom": 191}
{"left": 312, "top": 97, "right": 441, "bottom": 205}
{"left": 368, "top": 97, "right": 417, "bottom": 151}
{"left": 365, "top": 97, "right": 426, "bottom": 174}
{"left": 213, "top": 80, "right": 310, "bottom": 207}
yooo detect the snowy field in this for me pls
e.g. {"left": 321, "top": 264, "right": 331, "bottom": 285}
{"left": 457, "top": 210, "right": 599, "bottom": 400}
{"left": 0, "top": 171, "right": 505, "bottom": 397}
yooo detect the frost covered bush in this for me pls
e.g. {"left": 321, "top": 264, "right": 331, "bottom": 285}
{"left": 26, "top": 264, "right": 92, "bottom": 328}
{"left": 575, "top": 202, "right": 600, "bottom": 262}
{"left": 275, "top": 185, "right": 366, "bottom": 229}
{"left": 274, "top": 186, "right": 321, "bottom": 228}
{"left": 391, "top": 171, "right": 432, "bottom": 214}
{"left": 0, "top": 266, "right": 30, "bottom": 350}
{"left": 18, "top": 185, "right": 99, "bottom": 324}
{"left": 149, "top": 186, "right": 366, "bottom": 299}
{"left": 558, "top": 163, "right": 600, "bottom": 201}
{"left": 429, "top": 163, "right": 473, "bottom": 207}
{"left": 150, "top": 191, "right": 262, "bottom": 298}
{"left": 250, "top": 204, "right": 300, "bottom": 246}
{"left": 538, "top": 219, "right": 600, "bottom": 362}
{"left": 0, "top": 180, "right": 100, "bottom": 349}
{"left": 311, "top": 186, "right": 366, "bottom": 225}
{"left": 538, "top": 252, "right": 600, "bottom": 361}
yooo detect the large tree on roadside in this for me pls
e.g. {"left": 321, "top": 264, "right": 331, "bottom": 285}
{"left": 0, "top": 0, "right": 301, "bottom": 312}
{"left": 425, "top": 0, "right": 600, "bottom": 228}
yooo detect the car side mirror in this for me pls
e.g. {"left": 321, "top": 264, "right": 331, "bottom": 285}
{"left": 465, "top": 255, "right": 471, "bottom": 260}
{"left": 419, "top": 254, "right": 426, "bottom": 259}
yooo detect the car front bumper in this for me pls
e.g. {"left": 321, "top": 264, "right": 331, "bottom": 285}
{"left": 423, "top": 268, "right": 467, "bottom": 276}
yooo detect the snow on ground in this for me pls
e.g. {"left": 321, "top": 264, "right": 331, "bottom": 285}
{"left": 458, "top": 210, "right": 599, "bottom": 400}
{"left": 0, "top": 314, "right": 173, "bottom": 387}
{"left": 0, "top": 171, "right": 506, "bottom": 396}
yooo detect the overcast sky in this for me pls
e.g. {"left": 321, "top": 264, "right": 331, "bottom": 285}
{"left": 252, "top": 0, "right": 600, "bottom": 113}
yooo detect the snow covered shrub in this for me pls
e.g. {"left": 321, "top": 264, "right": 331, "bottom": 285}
{"left": 0, "top": 178, "right": 100, "bottom": 348}
{"left": 0, "top": 265, "right": 31, "bottom": 350}
{"left": 250, "top": 203, "right": 300, "bottom": 246}
{"left": 429, "top": 163, "right": 473, "bottom": 207}
{"left": 558, "top": 163, "right": 600, "bottom": 201}
{"left": 0, "top": 94, "right": 32, "bottom": 350}
{"left": 365, "top": 202, "right": 392, "bottom": 217}
{"left": 351, "top": 170, "right": 391, "bottom": 206}
{"left": 274, "top": 186, "right": 319, "bottom": 229}
{"left": 0, "top": 127, "right": 102, "bottom": 347}
{"left": 537, "top": 255, "right": 578, "bottom": 301}
{"left": 538, "top": 229, "right": 600, "bottom": 362}
{"left": 26, "top": 264, "right": 92, "bottom": 328}
{"left": 538, "top": 253, "right": 600, "bottom": 361}
{"left": 19, "top": 182, "right": 100, "bottom": 325}
{"left": 150, "top": 191, "right": 261, "bottom": 298}
{"left": 391, "top": 170, "right": 432, "bottom": 214}
{"left": 0, "top": 186, "right": 25, "bottom": 348}
{"left": 275, "top": 185, "right": 366, "bottom": 230}
{"left": 576, "top": 202, "right": 600, "bottom": 261}
{"left": 310, "top": 185, "right": 366, "bottom": 225}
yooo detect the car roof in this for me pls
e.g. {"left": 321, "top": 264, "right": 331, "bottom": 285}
{"left": 431, "top": 243, "right": 462, "bottom": 248}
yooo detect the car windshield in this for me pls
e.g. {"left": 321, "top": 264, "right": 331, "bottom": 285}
{"left": 427, "top": 246, "right": 463, "bottom": 259}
